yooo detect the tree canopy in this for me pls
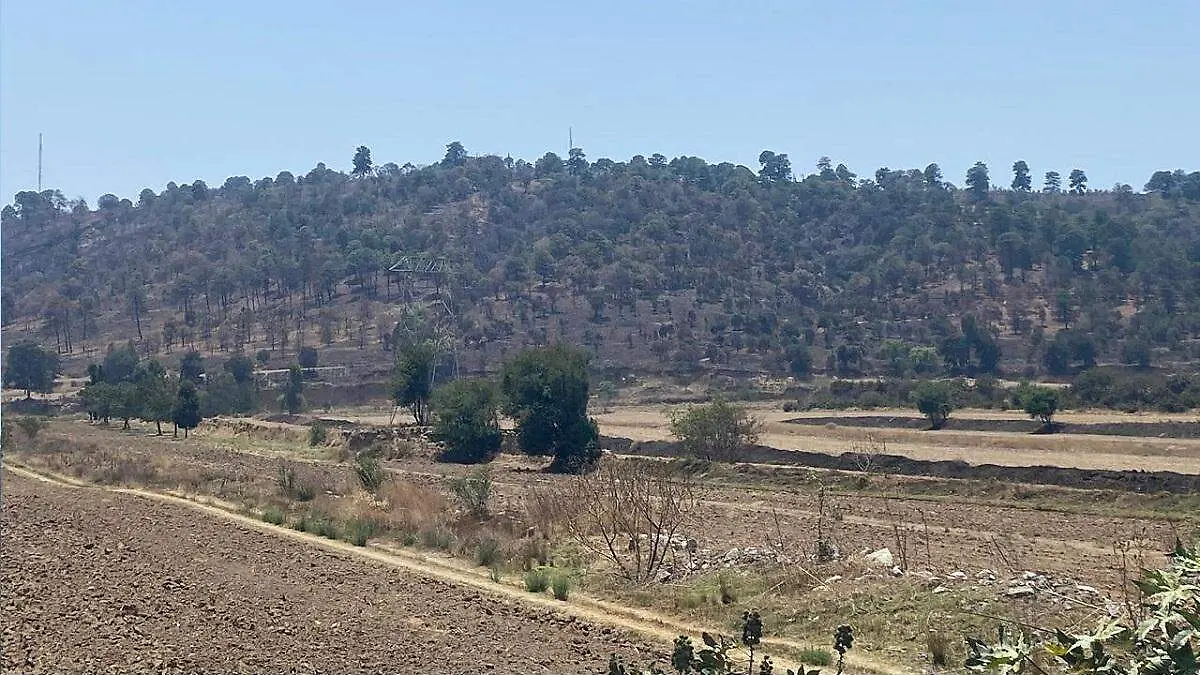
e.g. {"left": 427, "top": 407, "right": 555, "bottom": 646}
{"left": 3, "top": 342, "right": 58, "bottom": 398}
{"left": 500, "top": 345, "right": 599, "bottom": 473}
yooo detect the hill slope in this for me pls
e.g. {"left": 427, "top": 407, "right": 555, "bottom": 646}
{"left": 3, "top": 148, "right": 1199, "bottom": 382}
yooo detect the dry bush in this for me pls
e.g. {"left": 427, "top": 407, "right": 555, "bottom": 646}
{"left": 375, "top": 479, "right": 450, "bottom": 533}
{"left": 530, "top": 458, "right": 696, "bottom": 582}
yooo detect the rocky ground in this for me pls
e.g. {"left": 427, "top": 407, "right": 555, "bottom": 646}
{"left": 0, "top": 469, "right": 658, "bottom": 674}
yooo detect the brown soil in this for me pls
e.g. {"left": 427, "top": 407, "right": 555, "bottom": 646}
{"left": 594, "top": 405, "right": 1200, "bottom": 474}
{"left": 0, "top": 468, "right": 657, "bottom": 675}
{"left": 786, "top": 414, "right": 1200, "bottom": 439}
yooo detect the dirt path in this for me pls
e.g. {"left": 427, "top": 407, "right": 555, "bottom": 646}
{"left": 1, "top": 464, "right": 905, "bottom": 675}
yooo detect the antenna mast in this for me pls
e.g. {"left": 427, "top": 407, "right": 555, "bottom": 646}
{"left": 37, "top": 133, "right": 43, "bottom": 192}
{"left": 568, "top": 126, "right": 573, "bottom": 153}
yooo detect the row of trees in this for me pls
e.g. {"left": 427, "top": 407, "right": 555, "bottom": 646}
{"left": 914, "top": 380, "right": 1060, "bottom": 430}
{"left": 78, "top": 344, "right": 199, "bottom": 436}
{"left": 76, "top": 343, "right": 263, "bottom": 436}
{"left": 392, "top": 342, "right": 601, "bottom": 473}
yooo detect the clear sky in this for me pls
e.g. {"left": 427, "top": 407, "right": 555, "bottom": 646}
{"left": 2, "top": 0, "right": 1197, "bottom": 204}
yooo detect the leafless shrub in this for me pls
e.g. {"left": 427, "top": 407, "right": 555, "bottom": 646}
{"left": 530, "top": 459, "right": 696, "bottom": 582}
{"left": 847, "top": 434, "right": 886, "bottom": 474}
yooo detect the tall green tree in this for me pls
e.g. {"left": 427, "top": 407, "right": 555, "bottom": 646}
{"left": 135, "top": 360, "right": 175, "bottom": 435}
{"left": 280, "top": 364, "right": 304, "bottom": 414}
{"left": 1018, "top": 385, "right": 1059, "bottom": 431}
{"left": 1043, "top": 170, "right": 1062, "bottom": 193}
{"left": 965, "top": 162, "right": 990, "bottom": 200}
{"left": 757, "top": 150, "right": 792, "bottom": 182}
{"left": 172, "top": 379, "right": 202, "bottom": 438}
{"left": 180, "top": 350, "right": 205, "bottom": 384}
{"left": 3, "top": 342, "right": 58, "bottom": 398}
{"left": 1011, "top": 160, "right": 1032, "bottom": 191}
{"left": 351, "top": 145, "right": 373, "bottom": 176}
{"left": 442, "top": 141, "right": 467, "bottom": 167}
{"left": 913, "top": 381, "right": 954, "bottom": 430}
{"left": 1068, "top": 168, "right": 1088, "bottom": 194}
{"left": 500, "top": 345, "right": 599, "bottom": 473}
{"left": 566, "top": 147, "right": 589, "bottom": 177}
{"left": 392, "top": 340, "right": 438, "bottom": 425}
{"left": 429, "top": 378, "right": 502, "bottom": 464}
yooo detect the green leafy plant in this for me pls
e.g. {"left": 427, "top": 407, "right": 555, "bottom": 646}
{"left": 308, "top": 421, "right": 328, "bottom": 446}
{"left": 967, "top": 541, "right": 1200, "bottom": 674}
{"left": 354, "top": 454, "right": 387, "bottom": 493}
{"left": 474, "top": 536, "right": 502, "bottom": 567}
{"left": 15, "top": 416, "right": 47, "bottom": 441}
{"left": 260, "top": 506, "right": 287, "bottom": 525}
{"left": 551, "top": 572, "right": 571, "bottom": 601}
{"left": 668, "top": 399, "right": 762, "bottom": 461}
{"left": 343, "top": 518, "right": 377, "bottom": 546}
{"left": 797, "top": 648, "right": 831, "bottom": 667}
{"left": 449, "top": 467, "right": 492, "bottom": 519}
{"left": 524, "top": 567, "right": 551, "bottom": 593}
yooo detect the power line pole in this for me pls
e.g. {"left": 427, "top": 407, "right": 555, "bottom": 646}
{"left": 37, "top": 133, "right": 43, "bottom": 192}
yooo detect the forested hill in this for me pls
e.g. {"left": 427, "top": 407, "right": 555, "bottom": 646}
{"left": 3, "top": 144, "right": 1199, "bottom": 381}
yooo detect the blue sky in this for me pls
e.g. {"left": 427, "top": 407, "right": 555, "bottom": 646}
{"left": 3, "top": 1, "right": 1197, "bottom": 203}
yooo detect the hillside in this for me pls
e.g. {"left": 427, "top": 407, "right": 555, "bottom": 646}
{"left": 3, "top": 146, "right": 1199, "bottom": 385}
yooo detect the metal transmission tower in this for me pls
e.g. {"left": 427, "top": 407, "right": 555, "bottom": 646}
{"left": 387, "top": 252, "right": 459, "bottom": 375}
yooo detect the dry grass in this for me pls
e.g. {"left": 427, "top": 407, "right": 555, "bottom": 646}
{"left": 596, "top": 405, "right": 1200, "bottom": 473}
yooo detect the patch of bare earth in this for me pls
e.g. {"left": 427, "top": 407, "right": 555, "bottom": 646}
{"left": 0, "top": 470, "right": 656, "bottom": 675}
{"left": 594, "top": 405, "right": 1200, "bottom": 474}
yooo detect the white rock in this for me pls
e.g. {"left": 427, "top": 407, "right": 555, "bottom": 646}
{"left": 1006, "top": 585, "right": 1036, "bottom": 598}
{"left": 864, "top": 548, "right": 894, "bottom": 567}
{"left": 948, "top": 571, "right": 967, "bottom": 580}
{"left": 823, "top": 575, "right": 843, "bottom": 584}
{"left": 932, "top": 585, "right": 950, "bottom": 594}
{"left": 1075, "top": 584, "right": 1099, "bottom": 596}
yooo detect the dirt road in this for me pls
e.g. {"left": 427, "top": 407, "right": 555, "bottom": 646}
{"left": 0, "top": 469, "right": 657, "bottom": 674}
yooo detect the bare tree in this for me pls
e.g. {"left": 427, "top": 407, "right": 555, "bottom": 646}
{"left": 530, "top": 459, "right": 696, "bottom": 582}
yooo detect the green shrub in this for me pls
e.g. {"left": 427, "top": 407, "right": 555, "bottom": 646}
{"left": 261, "top": 506, "right": 287, "bottom": 525}
{"left": 312, "top": 518, "right": 339, "bottom": 539}
{"left": 400, "top": 530, "right": 419, "bottom": 546}
{"left": 524, "top": 567, "right": 551, "bottom": 593}
{"left": 488, "top": 566, "right": 503, "bottom": 583}
{"left": 15, "top": 416, "right": 47, "bottom": 441}
{"left": 430, "top": 378, "right": 502, "bottom": 463}
{"left": 799, "top": 647, "right": 831, "bottom": 666}
{"left": 354, "top": 454, "right": 387, "bottom": 493}
{"left": 295, "top": 482, "right": 316, "bottom": 502}
{"left": 449, "top": 467, "right": 492, "bottom": 519}
{"left": 344, "top": 519, "right": 377, "bottom": 546}
{"left": 913, "top": 381, "right": 954, "bottom": 430}
{"left": 668, "top": 399, "right": 761, "bottom": 461}
{"left": 474, "top": 537, "right": 502, "bottom": 567}
{"left": 551, "top": 572, "right": 571, "bottom": 600}
{"left": 308, "top": 422, "right": 328, "bottom": 447}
